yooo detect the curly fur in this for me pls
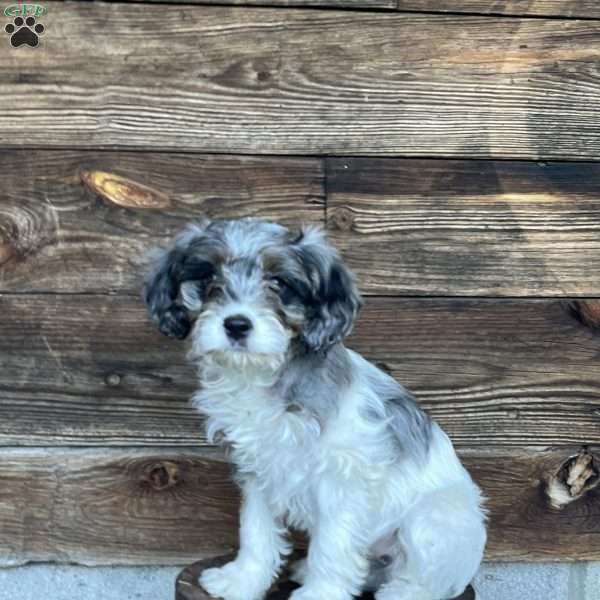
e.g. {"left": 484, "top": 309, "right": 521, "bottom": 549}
{"left": 143, "top": 218, "right": 487, "bottom": 600}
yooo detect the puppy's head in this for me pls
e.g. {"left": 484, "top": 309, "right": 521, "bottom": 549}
{"left": 143, "top": 218, "right": 362, "bottom": 368}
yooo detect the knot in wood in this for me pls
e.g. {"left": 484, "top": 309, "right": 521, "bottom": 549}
{"left": 81, "top": 170, "right": 172, "bottom": 210}
{"left": 546, "top": 449, "right": 600, "bottom": 509}
{"left": 0, "top": 241, "right": 15, "bottom": 267}
{"left": 105, "top": 374, "right": 121, "bottom": 387}
{"left": 330, "top": 207, "right": 355, "bottom": 232}
{"left": 568, "top": 300, "right": 600, "bottom": 330}
{"left": 144, "top": 461, "right": 180, "bottom": 491}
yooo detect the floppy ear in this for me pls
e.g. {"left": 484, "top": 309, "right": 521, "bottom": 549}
{"left": 143, "top": 223, "right": 211, "bottom": 339}
{"left": 293, "top": 227, "right": 363, "bottom": 353}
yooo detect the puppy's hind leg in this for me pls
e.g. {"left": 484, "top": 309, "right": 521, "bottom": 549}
{"left": 371, "top": 534, "right": 434, "bottom": 600}
{"left": 377, "top": 484, "right": 486, "bottom": 600}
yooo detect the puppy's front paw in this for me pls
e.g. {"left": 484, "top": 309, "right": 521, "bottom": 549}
{"left": 199, "top": 560, "right": 269, "bottom": 600}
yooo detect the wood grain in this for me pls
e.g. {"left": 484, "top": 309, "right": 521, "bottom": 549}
{"left": 5, "top": 153, "right": 600, "bottom": 296}
{"left": 397, "top": 1, "right": 600, "bottom": 18}
{"left": 0, "top": 150, "right": 323, "bottom": 293}
{"left": 327, "top": 158, "right": 600, "bottom": 296}
{"left": 4, "top": 3, "right": 600, "bottom": 158}
{"left": 464, "top": 447, "right": 600, "bottom": 561}
{"left": 121, "top": 0, "right": 600, "bottom": 17}
{"left": 2, "top": 294, "right": 600, "bottom": 449}
{"left": 0, "top": 294, "right": 200, "bottom": 446}
{"left": 0, "top": 446, "right": 598, "bottom": 565}
{"left": 351, "top": 298, "right": 600, "bottom": 449}
{"left": 130, "top": 0, "right": 396, "bottom": 7}
{"left": 0, "top": 447, "right": 238, "bottom": 566}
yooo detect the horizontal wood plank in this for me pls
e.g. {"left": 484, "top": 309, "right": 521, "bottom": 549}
{"left": 2, "top": 294, "right": 599, "bottom": 448}
{"left": 4, "top": 3, "right": 600, "bottom": 158}
{"left": 464, "top": 447, "right": 600, "bottom": 561}
{"left": 0, "top": 447, "right": 238, "bottom": 566}
{"left": 118, "top": 0, "right": 600, "bottom": 17}
{"left": 352, "top": 297, "right": 600, "bottom": 448}
{"left": 397, "top": 1, "right": 600, "bottom": 18}
{"left": 0, "top": 150, "right": 323, "bottom": 293}
{"left": 327, "top": 158, "right": 600, "bottom": 296}
{"left": 0, "top": 294, "right": 201, "bottom": 446}
{"left": 5, "top": 153, "right": 600, "bottom": 297}
{"left": 0, "top": 446, "right": 598, "bottom": 565}
{"left": 129, "top": 0, "right": 396, "bottom": 7}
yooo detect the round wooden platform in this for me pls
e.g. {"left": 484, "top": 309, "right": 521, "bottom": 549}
{"left": 176, "top": 556, "right": 476, "bottom": 600}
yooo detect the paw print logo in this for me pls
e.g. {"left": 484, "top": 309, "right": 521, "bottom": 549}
{"left": 5, "top": 16, "right": 44, "bottom": 48}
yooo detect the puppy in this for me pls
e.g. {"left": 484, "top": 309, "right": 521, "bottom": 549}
{"left": 144, "top": 218, "right": 486, "bottom": 600}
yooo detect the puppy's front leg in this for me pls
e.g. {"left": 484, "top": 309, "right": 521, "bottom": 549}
{"left": 200, "top": 477, "right": 290, "bottom": 600}
{"left": 290, "top": 482, "right": 369, "bottom": 600}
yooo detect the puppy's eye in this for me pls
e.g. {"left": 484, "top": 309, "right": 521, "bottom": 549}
{"left": 270, "top": 276, "right": 287, "bottom": 290}
{"left": 181, "top": 258, "right": 215, "bottom": 286}
{"left": 201, "top": 271, "right": 215, "bottom": 284}
{"left": 270, "top": 276, "right": 298, "bottom": 304}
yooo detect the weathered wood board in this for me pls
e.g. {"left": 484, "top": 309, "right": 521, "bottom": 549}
{"left": 327, "top": 158, "right": 600, "bottom": 296}
{"left": 1, "top": 0, "right": 599, "bottom": 569}
{"left": 5, "top": 153, "right": 600, "bottom": 296}
{"left": 465, "top": 447, "right": 600, "bottom": 561}
{"left": 0, "top": 446, "right": 598, "bottom": 565}
{"left": 122, "top": 0, "right": 600, "bottom": 18}
{"left": 397, "top": 1, "right": 600, "bottom": 18}
{"left": 3, "top": 3, "right": 600, "bottom": 158}
{"left": 2, "top": 294, "right": 599, "bottom": 448}
{"left": 0, "top": 151, "right": 323, "bottom": 294}
{"left": 0, "top": 448, "right": 238, "bottom": 566}
{"left": 130, "top": 0, "right": 396, "bottom": 7}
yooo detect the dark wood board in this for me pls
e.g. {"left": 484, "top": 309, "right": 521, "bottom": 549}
{"left": 3, "top": 3, "right": 600, "bottom": 158}
{"left": 5, "top": 153, "right": 600, "bottom": 296}
{"left": 0, "top": 446, "right": 598, "bottom": 565}
{"left": 0, "top": 447, "right": 238, "bottom": 566}
{"left": 0, "top": 294, "right": 201, "bottom": 446}
{"left": 2, "top": 294, "right": 600, "bottom": 449}
{"left": 397, "top": 1, "right": 600, "bottom": 18}
{"left": 0, "top": 150, "right": 323, "bottom": 294}
{"left": 327, "top": 158, "right": 600, "bottom": 296}
{"left": 465, "top": 447, "right": 600, "bottom": 561}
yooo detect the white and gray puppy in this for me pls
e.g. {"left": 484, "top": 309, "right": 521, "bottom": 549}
{"left": 144, "top": 218, "right": 486, "bottom": 600}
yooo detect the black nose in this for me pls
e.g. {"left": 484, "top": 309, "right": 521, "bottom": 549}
{"left": 224, "top": 315, "right": 253, "bottom": 341}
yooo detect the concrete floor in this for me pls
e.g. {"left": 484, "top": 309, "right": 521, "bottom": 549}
{"left": 0, "top": 562, "right": 597, "bottom": 600}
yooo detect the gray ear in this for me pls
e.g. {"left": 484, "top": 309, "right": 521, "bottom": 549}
{"left": 293, "top": 228, "right": 363, "bottom": 353}
{"left": 143, "top": 223, "right": 211, "bottom": 339}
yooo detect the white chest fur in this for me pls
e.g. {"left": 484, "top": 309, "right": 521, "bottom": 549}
{"left": 193, "top": 364, "right": 326, "bottom": 528}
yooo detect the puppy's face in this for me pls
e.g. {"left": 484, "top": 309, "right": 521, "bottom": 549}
{"left": 144, "top": 219, "right": 362, "bottom": 367}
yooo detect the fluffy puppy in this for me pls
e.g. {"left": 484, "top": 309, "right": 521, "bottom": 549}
{"left": 143, "top": 218, "right": 486, "bottom": 600}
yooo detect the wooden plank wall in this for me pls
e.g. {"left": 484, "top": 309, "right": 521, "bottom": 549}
{"left": 1, "top": 0, "right": 600, "bottom": 566}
